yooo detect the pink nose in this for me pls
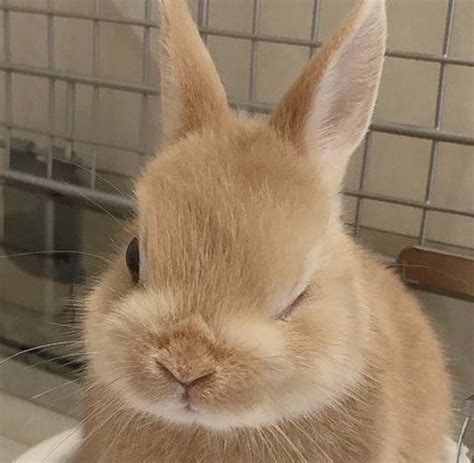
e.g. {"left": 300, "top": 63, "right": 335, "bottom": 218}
{"left": 155, "top": 360, "right": 214, "bottom": 389}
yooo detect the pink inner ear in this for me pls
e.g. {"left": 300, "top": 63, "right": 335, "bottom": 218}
{"left": 269, "top": 0, "right": 386, "bottom": 193}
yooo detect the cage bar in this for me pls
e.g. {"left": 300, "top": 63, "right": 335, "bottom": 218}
{"left": 354, "top": 133, "right": 373, "bottom": 235}
{"left": 0, "top": 121, "right": 147, "bottom": 154}
{"left": 248, "top": 0, "right": 261, "bottom": 101}
{"left": 198, "top": 0, "right": 210, "bottom": 45}
{"left": 0, "top": 56, "right": 470, "bottom": 145}
{"left": 0, "top": 4, "right": 473, "bottom": 68}
{"left": 90, "top": 0, "right": 102, "bottom": 189}
{"left": 309, "top": 0, "right": 322, "bottom": 57}
{"left": 231, "top": 99, "right": 474, "bottom": 146}
{"left": 345, "top": 189, "right": 474, "bottom": 219}
{"left": 0, "top": 62, "right": 159, "bottom": 95}
{"left": 42, "top": 0, "right": 57, "bottom": 316}
{"left": 2, "top": 0, "right": 12, "bottom": 169}
{"left": 419, "top": 0, "right": 457, "bottom": 245}
{"left": 46, "top": 0, "right": 55, "bottom": 179}
{"left": 139, "top": 0, "right": 152, "bottom": 157}
{"left": 0, "top": 168, "right": 133, "bottom": 211}
{"left": 64, "top": 83, "right": 76, "bottom": 161}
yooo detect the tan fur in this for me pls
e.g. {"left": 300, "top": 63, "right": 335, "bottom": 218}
{"left": 159, "top": 0, "right": 230, "bottom": 144}
{"left": 79, "top": 0, "right": 451, "bottom": 461}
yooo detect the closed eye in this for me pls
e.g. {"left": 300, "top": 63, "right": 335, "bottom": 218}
{"left": 274, "top": 289, "right": 309, "bottom": 321}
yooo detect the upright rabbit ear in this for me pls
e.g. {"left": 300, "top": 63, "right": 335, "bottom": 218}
{"left": 270, "top": 0, "right": 386, "bottom": 194}
{"left": 159, "top": 0, "right": 229, "bottom": 145}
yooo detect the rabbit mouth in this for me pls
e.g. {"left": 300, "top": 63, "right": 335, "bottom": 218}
{"left": 183, "top": 403, "right": 197, "bottom": 413}
{"left": 166, "top": 395, "right": 204, "bottom": 417}
{"left": 179, "top": 396, "right": 199, "bottom": 414}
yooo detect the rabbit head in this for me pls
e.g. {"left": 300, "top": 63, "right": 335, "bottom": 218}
{"left": 85, "top": 0, "right": 386, "bottom": 431}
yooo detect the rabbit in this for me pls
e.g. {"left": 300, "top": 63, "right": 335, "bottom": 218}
{"left": 78, "top": 0, "right": 452, "bottom": 461}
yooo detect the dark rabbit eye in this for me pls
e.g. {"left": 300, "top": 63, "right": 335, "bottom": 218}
{"left": 126, "top": 237, "right": 140, "bottom": 284}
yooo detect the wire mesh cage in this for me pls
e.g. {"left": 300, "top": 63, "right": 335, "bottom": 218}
{"left": 0, "top": 0, "right": 473, "bottom": 261}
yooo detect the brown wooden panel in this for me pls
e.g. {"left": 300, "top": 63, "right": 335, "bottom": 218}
{"left": 396, "top": 247, "right": 474, "bottom": 301}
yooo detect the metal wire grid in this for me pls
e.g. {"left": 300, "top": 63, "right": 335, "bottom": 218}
{"left": 0, "top": 0, "right": 473, "bottom": 246}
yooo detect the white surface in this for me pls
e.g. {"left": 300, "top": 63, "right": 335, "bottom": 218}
{"left": 0, "top": 392, "right": 77, "bottom": 449}
{"left": 0, "top": 357, "right": 78, "bottom": 462}
{"left": 446, "top": 438, "right": 470, "bottom": 463}
{"left": 12, "top": 428, "right": 81, "bottom": 463}
{"left": 0, "top": 388, "right": 78, "bottom": 463}
{"left": 0, "top": 357, "right": 80, "bottom": 419}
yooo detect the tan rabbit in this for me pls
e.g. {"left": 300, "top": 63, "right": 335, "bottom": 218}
{"left": 79, "top": 0, "right": 451, "bottom": 461}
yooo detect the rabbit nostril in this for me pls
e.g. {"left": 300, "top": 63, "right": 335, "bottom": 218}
{"left": 155, "top": 360, "right": 214, "bottom": 389}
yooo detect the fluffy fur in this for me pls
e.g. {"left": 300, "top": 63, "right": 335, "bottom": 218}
{"left": 79, "top": 0, "right": 451, "bottom": 461}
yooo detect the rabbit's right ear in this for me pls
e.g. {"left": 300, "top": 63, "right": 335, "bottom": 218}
{"left": 270, "top": 0, "right": 386, "bottom": 194}
{"left": 159, "top": 0, "right": 230, "bottom": 146}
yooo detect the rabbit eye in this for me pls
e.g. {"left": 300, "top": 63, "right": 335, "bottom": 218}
{"left": 126, "top": 237, "right": 140, "bottom": 284}
{"left": 276, "top": 289, "right": 308, "bottom": 321}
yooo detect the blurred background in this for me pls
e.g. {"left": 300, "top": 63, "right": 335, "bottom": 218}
{"left": 0, "top": 0, "right": 472, "bottom": 461}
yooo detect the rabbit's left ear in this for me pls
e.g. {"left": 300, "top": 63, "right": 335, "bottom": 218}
{"left": 159, "top": 0, "right": 230, "bottom": 146}
{"left": 270, "top": 0, "right": 386, "bottom": 194}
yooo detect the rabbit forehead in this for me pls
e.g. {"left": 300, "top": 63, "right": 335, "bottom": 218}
{"left": 134, "top": 125, "right": 331, "bottom": 310}
{"left": 137, "top": 122, "right": 328, "bottom": 221}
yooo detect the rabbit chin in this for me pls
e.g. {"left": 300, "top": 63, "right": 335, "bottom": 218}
{"left": 126, "top": 394, "right": 280, "bottom": 431}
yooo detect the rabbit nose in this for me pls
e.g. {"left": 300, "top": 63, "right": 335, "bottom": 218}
{"left": 155, "top": 360, "right": 214, "bottom": 389}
